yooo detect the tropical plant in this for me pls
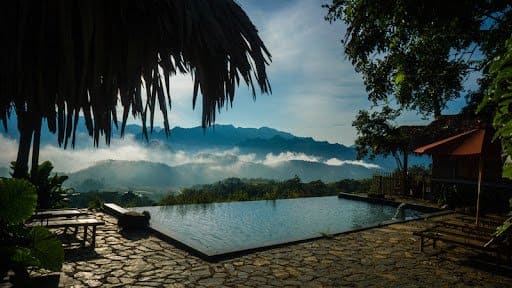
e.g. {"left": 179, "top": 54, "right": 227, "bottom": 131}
{"left": 0, "top": 178, "right": 64, "bottom": 284}
{"left": 10, "top": 161, "right": 73, "bottom": 209}
{"left": 0, "top": 0, "right": 272, "bottom": 179}
{"left": 492, "top": 198, "right": 512, "bottom": 242}
{"left": 479, "top": 35, "right": 512, "bottom": 179}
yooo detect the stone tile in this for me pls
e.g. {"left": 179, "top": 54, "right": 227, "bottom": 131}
{"left": 15, "top": 212, "right": 511, "bottom": 288}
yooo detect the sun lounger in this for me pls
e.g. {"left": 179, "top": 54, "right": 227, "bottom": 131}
{"left": 414, "top": 218, "right": 512, "bottom": 262}
{"left": 436, "top": 219, "right": 495, "bottom": 237}
{"left": 28, "top": 218, "right": 104, "bottom": 247}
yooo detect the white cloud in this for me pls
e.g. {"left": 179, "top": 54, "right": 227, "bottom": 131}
{"left": 262, "top": 152, "right": 320, "bottom": 166}
{"left": 324, "top": 158, "right": 381, "bottom": 169}
{"left": 0, "top": 135, "right": 18, "bottom": 169}
{"left": 113, "top": 0, "right": 371, "bottom": 146}
{"left": 0, "top": 134, "right": 380, "bottom": 174}
{"left": 236, "top": 0, "right": 369, "bottom": 145}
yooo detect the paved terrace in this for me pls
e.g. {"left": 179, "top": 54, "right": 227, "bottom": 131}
{"left": 41, "top": 212, "right": 512, "bottom": 287}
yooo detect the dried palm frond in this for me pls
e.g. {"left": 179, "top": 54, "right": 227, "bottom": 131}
{"left": 0, "top": 0, "right": 271, "bottom": 149}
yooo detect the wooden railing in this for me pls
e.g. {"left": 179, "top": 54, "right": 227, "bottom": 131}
{"left": 371, "top": 171, "right": 431, "bottom": 198}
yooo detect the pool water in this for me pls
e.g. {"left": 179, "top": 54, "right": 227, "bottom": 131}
{"left": 133, "top": 196, "right": 422, "bottom": 256}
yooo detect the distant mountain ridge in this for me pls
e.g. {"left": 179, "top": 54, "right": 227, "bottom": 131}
{"left": 1, "top": 115, "right": 428, "bottom": 176}
{"left": 65, "top": 159, "right": 377, "bottom": 193}
{"left": 1, "top": 114, "right": 356, "bottom": 160}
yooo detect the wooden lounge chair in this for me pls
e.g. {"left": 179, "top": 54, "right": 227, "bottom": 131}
{"left": 414, "top": 217, "right": 512, "bottom": 262}
{"left": 455, "top": 214, "right": 507, "bottom": 229}
{"left": 28, "top": 218, "right": 104, "bottom": 247}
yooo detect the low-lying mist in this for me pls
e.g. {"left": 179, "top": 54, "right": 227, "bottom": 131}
{"left": 0, "top": 133, "right": 380, "bottom": 174}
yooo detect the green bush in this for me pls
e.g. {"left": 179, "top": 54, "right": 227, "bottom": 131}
{"left": 0, "top": 178, "right": 64, "bottom": 282}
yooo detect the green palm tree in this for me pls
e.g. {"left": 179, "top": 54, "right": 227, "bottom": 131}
{"left": 0, "top": 0, "right": 271, "bottom": 178}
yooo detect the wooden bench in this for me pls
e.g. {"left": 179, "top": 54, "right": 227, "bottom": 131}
{"left": 435, "top": 219, "right": 495, "bottom": 237}
{"left": 455, "top": 214, "right": 507, "bottom": 229}
{"left": 414, "top": 220, "right": 512, "bottom": 261}
{"left": 28, "top": 218, "right": 105, "bottom": 247}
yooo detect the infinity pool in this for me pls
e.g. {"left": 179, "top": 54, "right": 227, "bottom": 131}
{"left": 133, "top": 196, "right": 423, "bottom": 256}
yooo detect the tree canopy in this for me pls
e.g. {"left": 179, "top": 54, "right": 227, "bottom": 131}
{"left": 325, "top": 0, "right": 512, "bottom": 177}
{"left": 1, "top": 0, "right": 271, "bottom": 177}
{"left": 351, "top": 106, "right": 407, "bottom": 169}
{"left": 325, "top": 0, "right": 511, "bottom": 117}
{"left": 480, "top": 36, "right": 512, "bottom": 177}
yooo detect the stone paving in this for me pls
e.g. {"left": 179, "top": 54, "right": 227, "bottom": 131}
{"left": 34, "top": 212, "right": 512, "bottom": 287}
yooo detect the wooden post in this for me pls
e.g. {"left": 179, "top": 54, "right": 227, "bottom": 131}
{"left": 475, "top": 156, "right": 483, "bottom": 226}
{"left": 92, "top": 226, "right": 97, "bottom": 247}
{"left": 402, "top": 151, "right": 409, "bottom": 195}
{"left": 83, "top": 225, "right": 88, "bottom": 247}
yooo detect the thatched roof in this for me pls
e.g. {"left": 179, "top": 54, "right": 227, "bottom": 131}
{"left": 399, "top": 114, "right": 490, "bottom": 150}
{"left": 0, "top": 0, "right": 271, "bottom": 147}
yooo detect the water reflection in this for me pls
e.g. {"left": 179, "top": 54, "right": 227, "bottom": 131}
{"left": 134, "top": 196, "right": 424, "bottom": 255}
{"left": 157, "top": 202, "right": 216, "bottom": 218}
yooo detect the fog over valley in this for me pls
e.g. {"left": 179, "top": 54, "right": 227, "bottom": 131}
{"left": 0, "top": 117, "right": 428, "bottom": 192}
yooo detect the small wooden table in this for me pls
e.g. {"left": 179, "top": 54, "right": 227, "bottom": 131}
{"left": 31, "top": 209, "right": 89, "bottom": 225}
{"left": 28, "top": 218, "right": 105, "bottom": 247}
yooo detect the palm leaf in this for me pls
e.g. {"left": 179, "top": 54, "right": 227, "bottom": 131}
{"left": 1, "top": 0, "right": 271, "bottom": 146}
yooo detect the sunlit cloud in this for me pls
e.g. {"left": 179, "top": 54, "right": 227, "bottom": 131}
{"left": 262, "top": 152, "right": 320, "bottom": 166}
{"left": 324, "top": 158, "right": 381, "bottom": 169}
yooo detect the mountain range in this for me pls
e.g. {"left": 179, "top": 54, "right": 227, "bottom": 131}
{"left": 66, "top": 159, "right": 376, "bottom": 194}
{"left": 1, "top": 115, "right": 429, "bottom": 193}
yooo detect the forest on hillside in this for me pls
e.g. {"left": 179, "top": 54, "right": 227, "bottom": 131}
{"left": 70, "top": 177, "right": 372, "bottom": 208}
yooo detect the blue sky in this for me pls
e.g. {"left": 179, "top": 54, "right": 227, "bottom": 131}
{"left": 127, "top": 0, "right": 470, "bottom": 146}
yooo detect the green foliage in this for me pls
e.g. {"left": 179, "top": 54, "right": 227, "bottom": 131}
{"left": 325, "top": 1, "right": 512, "bottom": 183}
{"left": 331, "top": 178, "right": 371, "bottom": 194}
{"left": 493, "top": 197, "right": 512, "bottom": 239}
{"left": 159, "top": 177, "right": 368, "bottom": 206}
{"left": 69, "top": 191, "right": 155, "bottom": 209}
{"left": 324, "top": 0, "right": 511, "bottom": 118}
{"left": 87, "top": 196, "right": 104, "bottom": 210}
{"left": 27, "top": 227, "right": 64, "bottom": 271}
{"left": 493, "top": 219, "right": 511, "bottom": 238}
{"left": 0, "top": 178, "right": 37, "bottom": 224}
{"left": 0, "top": 178, "right": 64, "bottom": 280}
{"left": 480, "top": 35, "right": 512, "bottom": 179}
{"left": 352, "top": 106, "right": 407, "bottom": 169}
{"left": 407, "top": 165, "right": 430, "bottom": 182}
{"left": 32, "top": 161, "right": 73, "bottom": 209}
{"left": 10, "top": 160, "right": 73, "bottom": 209}
{"left": 503, "top": 164, "right": 512, "bottom": 179}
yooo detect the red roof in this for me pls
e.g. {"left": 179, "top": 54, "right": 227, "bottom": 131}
{"left": 414, "top": 129, "right": 499, "bottom": 158}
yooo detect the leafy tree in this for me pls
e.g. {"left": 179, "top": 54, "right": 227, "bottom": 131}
{"left": 324, "top": 0, "right": 512, "bottom": 181}
{"left": 480, "top": 35, "right": 512, "bottom": 179}
{"left": 352, "top": 106, "right": 411, "bottom": 193}
{"left": 352, "top": 106, "right": 408, "bottom": 169}
{"left": 158, "top": 177, "right": 373, "bottom": 205}
{"left": 324, "top": 0, "right": 511, "bottom": 117}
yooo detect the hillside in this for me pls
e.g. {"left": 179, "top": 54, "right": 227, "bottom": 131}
{"left": 66, "top": 159, "right": 377, "bottom": 193}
